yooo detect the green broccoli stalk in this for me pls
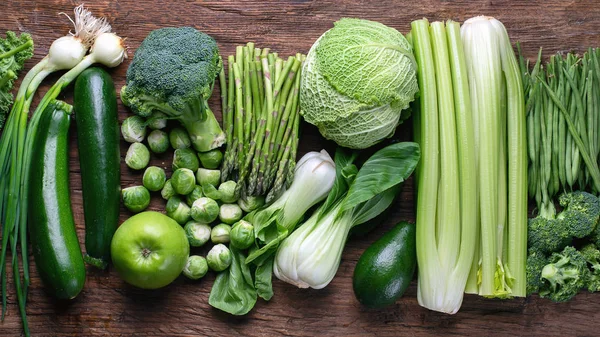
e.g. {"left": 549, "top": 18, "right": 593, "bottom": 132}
{"left": 120, "top": 27, "right": 225, "bottom": 152}
{"left": 580, "top": 244, "right": 600, "bottom": 292}
{"left": 539, "top": 246, "right": 588, "bottom": 302}
{"left": 528, "top": 191, "right": 600, "bottom": 254}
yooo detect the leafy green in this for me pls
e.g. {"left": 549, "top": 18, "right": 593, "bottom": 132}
{"left": 300, "top": 18, "right": 418, "bottom": 149}
{"left": 254, "top": 257, "right": 274, "bottom": 301}
{"left": 208, "top": 247, "right": 257, "bottom": 315}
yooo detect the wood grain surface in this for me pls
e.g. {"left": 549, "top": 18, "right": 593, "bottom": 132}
{"left": 2, "top": 0, "right": 600, "bottom": 336}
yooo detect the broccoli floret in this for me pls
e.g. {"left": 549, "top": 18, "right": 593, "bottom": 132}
{"left": 0, "top": 31, "right": 34, "bottom": 130}
{"left": 526, "top": 250, "right": 548, "bottom": 295}
{"left": 539, "top": 246, "right": 588, "bottom": 302}
{"left": 580, "top": 244, "right": 600, "bottom": 292}
{"left": 528, "top": 191, "right": 600, "bottom": 254}
{"left": 121, "top": 27, "right": 225, "bottom": 152}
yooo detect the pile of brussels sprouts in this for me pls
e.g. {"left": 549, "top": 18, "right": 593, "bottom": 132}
{"left": 120, "top": 115, "right": 265, "bottom": 280}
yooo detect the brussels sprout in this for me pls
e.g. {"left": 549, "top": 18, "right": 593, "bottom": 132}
{"left": 186, "top": 185, "right": 204, "bottom": 207}
{"left": 238, "top": 195, "right": 265, "bottom": 213}
{"left": 121, "top": 116, "right": 147, "bottom": 143}
{"left": 211, "top": 223, "right": 231, "bottom": 244}
{"left": 171, "top": 168, "right": 196, "bottom": 195}
{"left": 172, "top": 148, "right": 200, "bottom": 171}
{"left": 198, "top": 149, "right": 223, "bottom": 169}
{"left": 201, "top": 183, "right": 222, "bottom": 200}
{"left": 183, "top": 255, "right": 208, "bottom": 280}
{"left": 142, "top": 166, "right": 167, "bottom": 192}
{"left": 219, "top": 204, "right": 243, "bottom": 224}
{"left": 196, "top": 168, "right": 221, "bottom": 187}
{"left": 166, "top": 195, "right": 191, "bottom": 225}
{"left": 191, "top": 197, "right": 220, "bottom": 223}
{"left": 169, "top": 127, "right": 191, "bottom": 149}
{"left": 147, "top": 111, "right": 167, "bottom": 130}
{"left": 184, "top": 221, "right": 211, "bottom": 247}
{"left": 161, "top": 179, "right": 175, "bottom": 200}
{"left": 122, "top": 186, "right": 151, "bottom": 213}
{"left": 230, "top": 220, "right": 255, "bottom": 249}
{"left": 207, "top": 244, "right": 232, "bottom": 272}
{"left": 147, "top": 130, "right": 170, "bottom": 154}
{"left": 125, "top": 142, "right": 150, "bottom": 170}
{"left": 218, "top": 180, "right": 238, "bottom": 203}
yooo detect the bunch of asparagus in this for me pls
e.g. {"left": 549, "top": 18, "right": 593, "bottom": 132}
{"left": 220, "top": 43, "right": 304, "bottom": 202}
{"left": 519, "top": 46, "right": 600, "bottom": 214}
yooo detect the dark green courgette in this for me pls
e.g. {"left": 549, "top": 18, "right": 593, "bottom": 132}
{"left": 73, "top": 67, "right": 120, "bottom": 269}
{"left": 352, "top": 221, "right": 416, "bottom": 308}
{"left": 28, "top": 101, "right": 85, "bottom": 300}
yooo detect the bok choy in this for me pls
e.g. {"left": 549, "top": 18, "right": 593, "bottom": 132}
{"left": 273, "top": 142, "right": 420, "bottom": 289}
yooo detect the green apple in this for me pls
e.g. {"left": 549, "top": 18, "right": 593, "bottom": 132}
{"left": 111, "top": 211, "right": 190, "bottom": 289}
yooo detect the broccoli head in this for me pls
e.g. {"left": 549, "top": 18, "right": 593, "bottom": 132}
{"left": 526, "top": 250, "right": 548, "bottom": 295}
{"left": 528, "top": 191, "right": 600, "bottom": 255}
{"left": 121, "top": 27, "right": 225, "bottom": 152}
{"left": 539, "top": 246, "right": 588, "bottom": 302}
{"left": 580, "top": 244, "right": 600, "bottom": 292}
{"left": 1, "top": 31, "right": 34, "bottom": 130}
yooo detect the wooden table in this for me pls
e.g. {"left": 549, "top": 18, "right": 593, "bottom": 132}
{"left": 2, "top": 0, "right": 600, "bottom": 336}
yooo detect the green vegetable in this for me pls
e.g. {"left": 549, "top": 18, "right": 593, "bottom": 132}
{"left": 274, "top": 142, "right": 420, "bottom": 289}
{"left": 121, "top": 115, "right": 147, "bottom": 143}
{"left": 580, "top": 244, "right": 600, "bottom": 292}
{"left": 122, "top": 186, "right": 151, "bottom": 213}
{"left": 161, "top": 179, "right": 175, "bottom": 200}
{"left": 120, "top": 27, "right": 226, "bottom": 152}
{"left": 73, "top": 67, "right": 121, "bottom": 269}
{"left": 198, "top": 149, "right": 223, "bottom": 169}
{"left": 143, "top": 166, "right": 166, "bottom": 192}
{"left": 211, "top": 223, "right": 232, "bottom": 244}
{"left": 0, "top": 31, "right": 33, "bottom": 130}
{"left": 300, "top": 18, "right": 418, "bottom": 149}
{"left": 147, "top": 129, "right": 169, "bottom": 154}
{"left": 183, "top": 255, "right": 208, "bottom": 280}
{"left": 219, "top": 204, "right": 243, "bottom": 225}
{"left": 539, "top": 246, "right": 588, "bottom": 302}
{"left": 166, "top": 195, "right": 192, "bottom": 225}
{"left": 460, "top": 16, "right": 527, "bottom": 298}
{"left": 184, "top": 221, "right": 211, "bottom": 247}
{"left": 147, "top": 111, "right": 167, "bottom": 130}
{"left": 528, "top": 191, "right": 600, "bottom": 255}
{"left": 353, "top": 221, "right": 416, "bottom": 308}
{"left": 191, "top": 197, "right": 219, "bottom": 223}
{"left": 171, "top": 168, "right": 196, "bottom": 195}
{"left": 238, "top": 196, "right": 265, "bottom": 213}
{"left": 230, "top": 220, "right": 254, "bottom": 250}
{"left": 186, "top": 185, "right": 204, "bottom": 207}
{"left": 173, "top": 148, "right": 200, "bottom": 171}
{"left": 218, "top": 180, "right": 238, "bottom": 203}
{"left": 28, "top": 101, "right": 85, "bottom": 300}
{"left": 411, "top": 19, "right": 478, "bottom": 313}
{"left": 125, "top": 142, "right": 150, "bottom": 170}
{"left": 526, "top": 250, "right": 548, "bottom": 295}
{"left": 196, "top": 168, "right": 221, "bottom": 187}
{"left": 245, "top": 150, "right": 336, "bottom": 265}
{"left": 207, "top": 244, "right": 232, "bottom": 271}
{"left": 209, "top": 246, "right": 257, "bottom": 315}
{"left": 169, "top": 127, "right": 192, "bottom": 149}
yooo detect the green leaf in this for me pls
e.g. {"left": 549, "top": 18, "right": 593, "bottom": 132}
{"left": 350, "top": 184, "right": 401, "bottom": 227}
{"left": 208, "top": 247, "right": 257, "bottom": 315}
{"left": 318, "top": 148, "right": 356, "bottom": 221}
{"left": 342, "top": 142, "right": 420, "bottom": 212}
{"left": 255, "top": 257, "right": 275, "bottom": 301}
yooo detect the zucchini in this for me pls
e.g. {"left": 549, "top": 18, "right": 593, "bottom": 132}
{"left": 28, "top": 101, "right": 85, "bottom": 299}
{"left": 352, "top": 221, "right": 416, "bottom": 308}
{"left": 74, "top": 67, "right": 121, "bottom": 269}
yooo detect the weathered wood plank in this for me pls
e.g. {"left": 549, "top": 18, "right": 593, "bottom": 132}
{"left": 1, "top": 0, "right": 600, "bottom": 336}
